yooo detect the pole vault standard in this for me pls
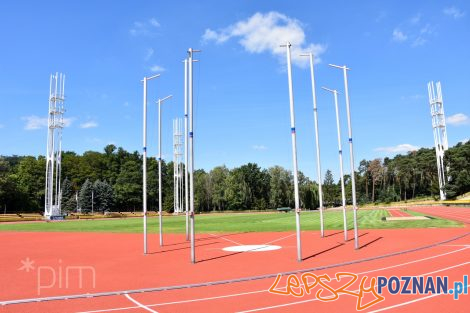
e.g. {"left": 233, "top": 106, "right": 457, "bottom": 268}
{"left": 157, "top": 95, "right": 172, "bottom": 246}
{"left": 322, "top": 87, "right": 348, "bottom": 241}
{"left": 142, "top": 73, "right": 160, "bottom": 255}
{"left": 329, "top": 64, "right": 359, "bottom": 249}
{"left": 183, "top": 59, "right": 189, "bottom": 240}
{"left": 188, "top": 48, "right": 200, "bottom": 263}
{"left": 300, "top": 53, "right": 325, "bottom": 238}
{"left": 282, "top": 42, "right": 302, "bottom": 262}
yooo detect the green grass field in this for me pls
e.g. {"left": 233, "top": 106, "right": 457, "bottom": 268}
{"left": 0, "top": 209, "right": 463, "bottom": 233}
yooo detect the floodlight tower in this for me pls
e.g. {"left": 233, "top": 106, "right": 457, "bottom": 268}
{"left": 329, "top": 64, "right": 359, "bottom": 250}
{"left": 322, "top": 87, "right": 348, "bottom": 241}
{"left": 142, "top": 73, "right": 160, "bottom": 254}
{"left": 300, "top": 53, "right": 325, "bottom": 238}
{"left": 173, "top": 118, "right": 183, "bottom": 214}
{"left": 428, "top": 81, "right": 448, "bottom": 200}
{"left": 45, "top": 72, "right": 66, "bottom": 220}
{"left": 157, "top": 94, "right": 172, "bottom": 246}
{"left": 282, "top": 42, "right": 302, "bottom": 262}
{"left": 188, "top": 47, "right": 201, "bottom": 264}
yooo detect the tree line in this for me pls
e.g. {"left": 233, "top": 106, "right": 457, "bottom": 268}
{"left": 0, "top": 141, "right": 468, "bottom": 213}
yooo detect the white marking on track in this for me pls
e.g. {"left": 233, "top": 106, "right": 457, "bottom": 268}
{"left": 76, "top": 246, "right": 469, "bottom": 313}
{"left": 124, "top": 294, "right": 158, "bottom": 313}
{"left": 367, "top": 284, "right": 470, "bottom": 313}
{"left": 208, "top": 233, "right": 244, "bottom": 245}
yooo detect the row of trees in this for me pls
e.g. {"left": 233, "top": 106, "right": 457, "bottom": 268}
{"left": 0, "top": 141, "right": 468, "bottom": 213}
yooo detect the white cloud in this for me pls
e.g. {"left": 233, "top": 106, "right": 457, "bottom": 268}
{"left": 150, "top": 65, "right": 165, "bottom": 72}
{"left": 447, "top": 113, "right": 469, "bottom": 126}
{"left": 80, "top": 121, "right": 98, "bottom": 129}
{"left": 252, "top": 145, "right": 267, "bottom": 151}
{"left": 202, "top": 11, "right": 327, "bottom": 68}
{"left": 412, "top": 36, "right": 427, "bottom": 47}
{"left": 149, "top": 18, "right": 160, "bottom": 27}
{"left": 392, "top": 28, "right": 407, "bottom": 42}
{"left": 410, "top": 13, "right": 421, "bottom": 24}
{"left": 22, "top": 115, "right": 74, "bottom": 130}
{"left": 443, "top": 6, "right": 465, "bottom": 19}
{"left": 144, "top": 48, "right": 154, "bottom": 61}
{"left": 130, "top": 18, "right": 160, "bottom": 36}
{"left": 375, "top": 144, "right": 419, "bottom": 153}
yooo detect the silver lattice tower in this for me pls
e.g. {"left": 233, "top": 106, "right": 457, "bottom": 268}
{"left": 427, "top": 81, "right": 448, "bottom": 200}
{"left": 45, "top": 73, "right": 66, "bottom": 219}
{"left": 173, "top": 118, "right": 183, "bottom": 214}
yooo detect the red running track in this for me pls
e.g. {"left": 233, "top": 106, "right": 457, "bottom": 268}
{"left": 0, "top": 206, "right": 469, "bottom": 312}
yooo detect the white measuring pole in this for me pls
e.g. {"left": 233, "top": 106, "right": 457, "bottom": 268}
{"left": 157, "top": 95, "right": 172, "bottom": 247}
{"left": 141, "top": 73, "right": 159, "bottom": 255}
{"left": 183, "top": 59, "right": 190, "bottom": 240}
{"left": 329, "top": 64, "right": 359, "bottom": 249}
{"left": 301, "top": 53, "right": 325, "bottom": 238}
{"left": 283, "top": 42, "right": 302, "bottom": 262}
{"left": 188, "top": 48, "right": 200, "bottom": 263}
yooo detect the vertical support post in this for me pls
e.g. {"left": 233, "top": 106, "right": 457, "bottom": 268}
{"left": 142, "top": 76, "right": 148, "bottom": 254}
{"left": 333, "top": 90, "right": 348, "bottom": 241}
{"left": 188, "top": 48, "right": 195, "bottom": 263}
{"left": 342, "top": 68, "right": 359, "bottom": 249}
{"left": 184, "top": 59, "right": 190, "bottom": 240}
{"left": 302, "top": 53, "right": 325, "bottom": 237}
{"left": 158, "top": 99, "right": 163, "bottom": 246}
{"left": 284, "top": 42, "right": 302, "bottom": 262}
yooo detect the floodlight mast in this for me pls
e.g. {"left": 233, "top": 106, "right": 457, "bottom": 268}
{"left": 157, "top": 94, "right": 172, "bottom": 246}
{"left": 282, "top": 42, "right": 302, "bottom": 262}
{"left": 188, "top": 48, "right": 201, "bottom": 263}
{"left": 328, "top": 64, "right": 359, "bottom": 250}
{"left": 300, "top": 53, "right": 325, "bottom": 238}
{"left": 142, "top": 73, "right": 160, "bottom": 255}
{"left": 322, "top": 87, "right": 348, "bottom": 241}
{"left": 428, "top": 81, "right": 448, "bottom": 200}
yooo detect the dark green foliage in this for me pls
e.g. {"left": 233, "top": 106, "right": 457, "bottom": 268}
{"left": 1, "top": 141, "right": 469, "bottom": 213}
{"left": 78, "top": 179, "right": 93, "bottom": 212}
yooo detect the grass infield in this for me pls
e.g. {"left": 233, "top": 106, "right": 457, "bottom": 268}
{"left": 0, "top": 209, "right": 463, "bottom": 233}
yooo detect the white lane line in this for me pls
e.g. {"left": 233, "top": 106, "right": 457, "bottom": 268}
{"left": 236, "top": 262, "right": 470, "bottom": 313}
{"left": 208, "top": 233, "right": 244, "bottom": 246}
{"left": 76, "top": 246, "right": 469, "bottom": 313}
{"left": 367, "top": 284, "right": 470, "bottom": 313}
{"left": 264, "top": 233, "right": 296, "bottom": 245}
{"left": 124, "top": 294, "right": 158, "bottom": 313}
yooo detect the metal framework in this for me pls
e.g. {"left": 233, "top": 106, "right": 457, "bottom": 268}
{"left": 173, "top": 118, "right": 184, "bottom": 214}
{"left": 44, "top": 73, "right": 66, "bottom": 219}
{"left": 427, "top": 81, "right": 448, "bottom": 200}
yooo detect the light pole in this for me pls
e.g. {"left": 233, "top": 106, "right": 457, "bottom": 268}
{"left": 282, "top": 42, "right": 302, "bottom": 262}
{"left": 157, "top": 95, "right": 173, "bottom": 247}
{"left": 329, "top": 64, "right": 359, "bottom": 249}
{"left": 188, "top": 48, "right": 200, "bottom": 263}
{"left": 142, "top": 73, "right": 160, "bottom": 255}
{"left": 300, "top": 53, "right": 325, "bottom": 238}
{"left": 322, "top": 87, "right": 348, "bottom": 241}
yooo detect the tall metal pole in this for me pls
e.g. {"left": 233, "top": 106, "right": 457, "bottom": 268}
{"left": 157, "top": 94, "right": 172, "bottom": 247}
{"left": 301, "top": 53, "right": 325, "bottom": 238}
{"left": 322, "top": 87, "right": 348, "bottom": 241}
{"left": 91, "top": 190, "right": 94, "bottom": 214}
{"left": 142, "top": 76, "right": 148, "bottom": 255}
{"left": 283, "top": 42, "right": 302, "bottom": 262}
{"left": 184, "top": 59, "right": 190, "bottom": 240}
{"left": 142, "top": 73, "right": 160, "bottom": 255}
{"left": 329, "top": 64, "right": 359, "bottom": 249}
{"left": 188, "top": 48, "right": 200, "bottom": 263}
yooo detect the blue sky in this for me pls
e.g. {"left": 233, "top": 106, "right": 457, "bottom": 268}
{"left": 0, "top": 1, "right": 469, "bottom": 182}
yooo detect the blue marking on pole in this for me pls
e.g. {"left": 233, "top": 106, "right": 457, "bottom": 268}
{"left": 349, "top": 138, "right": 353, "bottom": 143}
{"left": 189, "top": 132, "right": 193, "bottom": 138}
{"left": 184, "top": 114, "right": 188, "bottom": 117}
{"left": 157, "top": 157, "right": 161, "bottom": 161}
{"left": 339, "top": 150, "right": 342, "bottom": 154}
{"left": 143, "top": 147, "right": 147, "bottom": 152}
{"left": 291, "top": 127, "right": 296, "bottom": 134}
